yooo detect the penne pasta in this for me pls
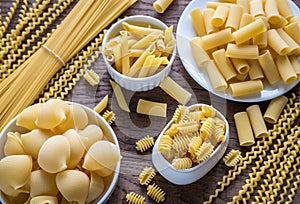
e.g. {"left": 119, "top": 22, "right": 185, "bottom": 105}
{"left": 229, "top": 79, "right": 263, "bottom": 97}
{"left": 190, "top": 8, "right": 206, "bottom": 37}
{"left": 275, "top": 55, "right": 298, "bottom": 84}
{"left": 138, "top": 55, "right": 155, "bottom": 78}
{"left": 205, "top": 60, "right": 228, "bottom": 91}
{"left": 93, "top": 95, "right": 109, "bottom": 114}
{"left": 127, "top": 49, "right": 151, "bottom": 77}
{"left": 131, "top": 32, "right": 161, "bottom": 49}
{"left": 263, "top": 95, "right": 288, "bottom": 124}
{"left": 225, "top": 43, "right": 259, "bottom": 59}
{"left": 234, "top": 112, "right": 255, "bottom": 146}
{"left": 189, "top": 37, "right": 210, "bottom": 67}
{"left": 109, "top": 80, "right": 130, "bottom": 112}
{"left": 257, "top": 50, "right": 281, "bottom": 84}
{"left": 232, "top": 18, "right": 266, "bottom": 45}
{"left": 120, "top": 33, "right": 130, "bottom": 75}
{"left": 147, "top": 57, "right": 165, "bottom": 76}
{"left": 122, "top": 22, "right": 163, "bottom": 35}
{"left": 201, "top": 28, "right": 234, "bottom": 50}
{"left": 113, "top": 46, "right": 122, "bottom": 73}
{"left": 267, "top": 29, "right": 289, "bottom": 55}
{"left": 212, "top": 49, "right": 237, "bottom": 81}
{"left": 164, "top": 25, "right": 173, "bottom": 45}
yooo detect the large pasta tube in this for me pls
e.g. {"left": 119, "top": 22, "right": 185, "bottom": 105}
{"left": 153, "top": 0, "right": 174, "bottom": 14}
{"left": 275, "top": 55, "right": 297, "bottom": 84}
{"left": 276, "top": 28, "right": 300, "bottom": 55}
{"left": 212, "top": 49, "right": 237, "bottom": 81}
{"left": 257, "top": 50, "right": 281, "bottom": 85}
{"left": 267, "top": 29, "right": 290, "bottom": 55}
{"left": 265, "top": 0, "right": 288, "bottom": 28}
{"left": 229, "top": 80, "right": 263, "bottom": 97}
{"left": 232, "top": 18, "right": 266, "bottom": 45}
{"left": 246, "top": 105, "right": 268, "bottom": 138}
{"left": 250, "top": 0, "right": 264, "bottom": 17}
{"left": 225, "top": 43, "right": 259, "bottom": 59}
{"left": 190, "top": 8, "right": 206, "bottom": 37}
{"left": 231, "top": 58, "right": 250, "bottom": 75}
{"left": 234, "top": 112, "right": 255, "bottom": 146}
{"left": 284, "top": 22, "right": 300, "bottom": 45}
{"left": 205, "top": 60, "right": 228, "bottom": 91}
{"left": 289, "top": 55, "right": 300, "bottom": 75}
{"left": 201, "top": 28, "right": 234, "bottom": 50}
{"left": 248, "top": 60, "right": 264, "bottom": 80}
{"left": 263, "top": 95, "right": 288, "bottom": 124}
{"left": 189, "top": 37, "right": 210, "bottom": 67}
{"left": 211, "top": 5, "right": 229, "bottom": 27}
{"left": 225, "top": 4, "right": 243, "bottom": 31}
{"left": 276, "top": 0, "right": 294, "bottom": 20}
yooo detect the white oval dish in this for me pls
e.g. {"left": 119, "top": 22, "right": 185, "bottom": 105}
{"left": 152, "top": 104, "right": 229, "bottom": 185}
{"left": 102, "top": 15, "right": 176, "bottom": 92}
{"left": 0, "top": 101, "right": 120, "bottom": 204}
{"left": 176, "top": 0, "right": 300, "bottom": 102}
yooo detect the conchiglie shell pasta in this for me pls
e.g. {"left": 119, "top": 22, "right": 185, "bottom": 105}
{"left": 56, "top": 170, "right": 90, "bottom": 204}
{"left": 78, "top": 124, "right": 104, "bottom": 150}
{"left": 30, "top": 196, "right": 58, "bottom": 204}
{"left": 63, "top": 129, "right": 87, "bottom": 169}
{"left": 35, "top": 99, "right": 70, "bottom": 129}
{"left": 86, "top": 172, "right": 105, "bottom": 203}
{"left": 0, "top": 155, "right": 32, "bottom": 196}
{"left": 94, "top": 164, "right": 116, "bottom": 177}
{"left": 83, "top": 141, "right": 121, "bottom": 171}
{"left": 4, "top": 132, "right": 25, "bottom": 156}
{"left": 37, "top": 135, "right": 70, "bottom": 174}
{"left": 54, "top": 104, "right": 89, "bottom": 134}
{"left": 16, "top": 103, "right": 41, "bottom": 130}
{"left": 30, "top": 170, "right": 59, "bottom": 197}
{"left": 21, "top": 129, "right": 53, "bottom": 159}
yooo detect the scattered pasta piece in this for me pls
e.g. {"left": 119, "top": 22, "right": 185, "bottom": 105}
{"left": 159, "top": 77, "right": 192, "bottom": 105}
{"left": 136, "top": 99, "right": 167, "bottom": 117}
{"left": 126, "top": 192, "right": 146, "bottom": 204}
{"left": 193, "top": 142, "right": 214, "bottom": 163}
{"left": 223, "top": 149, "right": 242, "bottom": 167}
{"left": 102, "top": 110, "right": 116, "bottom": 125}
{"left": 109, "top": 80, "right": 130, "bottom": 112}
{"left": 83, "top": 69, "right": 100, "bottom": 86}
{"left": 138, "top": 166, "right": 156, "bottom": 185}
{"left": 171, "top": 157, "right": 193, "bottom": 170}
{"left": 153, "top": 0, "right": 174, "bottom": 14}
{"left": 147, "top": 183, "right": 166, "bottom": 203}
{"left": 93, "top": 95, "right": 109, "bottom": 114}
{"left": 136, "top": 135, "right": 154, "bottom": 152}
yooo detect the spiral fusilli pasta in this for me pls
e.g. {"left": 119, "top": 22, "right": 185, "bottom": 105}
{"left": 138, "top": 166, "right": 156, "bottom": 185}
{"left": 136, "top": 136, "right": 154, "bottom": 152}
{"left": 147, "top": 183, "right": 166, "bottom": 203}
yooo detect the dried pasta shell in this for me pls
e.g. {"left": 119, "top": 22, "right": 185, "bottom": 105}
{"left": 94, "top": 164, "right": 116, "bottom": 177}
{"left": 16, "top": 103, "right": 41, "bottom": 130}
{"left": 4, "top": 132, "right": 25, "bottom": 156}
{"left": 86, "top": 172, "right": 105, "bottom": 203}
{"left": 78, "top": 124, "right": 104, "bottom": 150}
{"left": 56, "top": 170, "right": 90, "bottom": 204}
{"left": 83, "top": 140, "right": 121, "bottom": 171}
{"left": 30, "top": 196, "right": 58, "bottom": 204}
{"left": 21, "top": 129, "right": 53, "bottom": 159}
{"left": 37, "top": 135, "right": 70, "bottom": 174}
{"left": 63, "top": 129, "right": 87, "bottom": 169}
{"left": 55, "top": 104, "right": 89, "bottom": 134}
{"left": 30, "top": 169, "right": 59, "bottom": 197}
{"left": 35, "top": 99, "right": 70, "bottom": 129}
{"left": 0, "top": 155, "right": 32, "bottom": 196}
{"left": 2, "top": 192, "right": 30, "bottom": 204}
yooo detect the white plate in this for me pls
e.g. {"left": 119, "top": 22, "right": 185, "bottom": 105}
{"left": 176, "top": 0, "right": 300, "bottom": 102}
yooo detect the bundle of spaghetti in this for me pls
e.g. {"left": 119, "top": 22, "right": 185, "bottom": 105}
{"left": 0, "top": 0, "right": 137, "bottom": 131}
{"left": 229, "top": 126, "right": 300, "bottom": 203}
{"left": 203, "top": 93, "right": 298, "bottom": 204}
{"left": 254, "top": 129, "right": 300, "bottom": 204}
{"left": 38, "top": 30, "right": 106, "bottom": 103}
{"left": 0, "top": 0, "right": 75, "bottom": 81}
{"left": 0, "top": 0, "right": 48, "bottom": 59}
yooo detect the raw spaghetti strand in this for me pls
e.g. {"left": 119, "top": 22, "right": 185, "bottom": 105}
{"left": 0, "top": 0, "right": 137, "bottom": 131}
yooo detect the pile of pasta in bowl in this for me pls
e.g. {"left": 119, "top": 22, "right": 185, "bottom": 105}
{"left": 152, "top": 104, "right": 229, "bottom": 185}
{"left": 0, "top": 99, "right": 121, "bottom": 204}
{"left": 102, "top": 15, "right": 176, "bottom": 92}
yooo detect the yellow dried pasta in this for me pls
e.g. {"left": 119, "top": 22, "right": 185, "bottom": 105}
{"left": 147, "top": 183, "right": 166, "bottom": 203}
{"left": 83, "top": 69, "right": 100, "bottom": 86}
{"left": 193, "top": 142, "right": 214, "bottom": 163}
{"left": 102, "top": 110, "right": 116, "bottom": 125}
{"left": 171, "top": 157, "right": 193, "bottom": 170}
{"left": 136, "top": 136, "right": 154, "bottom": 152}
{"left": 126, "top": 192, "right": 146, "bottom": 204}
{"left": 138, "top": 166, "right": 156, "bottom": 185}
{"left": 223, "top": 149, "right": 242, "bottom": 167}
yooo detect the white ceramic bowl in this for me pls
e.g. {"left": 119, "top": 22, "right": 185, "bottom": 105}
{"left": 102, "top": 15, "right": 176, "bottom": 92}
{"left": 152, "top": 104, "right": 229, "bottom": 185}
{"left": 0, "top": 101, "right": 120, "bottom": 204}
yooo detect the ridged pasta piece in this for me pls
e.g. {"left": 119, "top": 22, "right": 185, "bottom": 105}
{"left": 200, "top": 117, "right": 215, "bottom": 140}
{"left": 164, "top": 124, "right": 178, "bottom": 138}
{"left": 188, "top": 136, "right": 203, "bottom": 154}
{"left": 147, "top": 183, "right": 166, "bottom": 203}
{"left": 136, "top": 136, "right": 154, "bottom": 152}
{"left": 158, "top": 134, "right": 173, "bottom": 159}
{"left": 102, "top": 110, "right": 116, "bottom": 125}
{"left": 126, "top": 192, "right": 146, "bottom": 204}
{"left": 223, "top": 149, "right": 242, "bottom": 167}
{"left": 83, "top": 69, "right": 100, "bottom": 86}
{"left": 172, "top": 105, "right": 188, "bottom": 123}
{"left": 193, "top": 142, "right": 214, "bottom": 163}
{"left": 212, "top": 126, "right": 225, "bottom": 143}
{"left": 171, "top": 157, "right": 193, "bottom": 170}
{"left": 176, "top": 121, "right": 199, "bottom": 134}
{"left": 189, "top": 110, "right": 206, "bottom": 123}
{"left": 201, "top": 105, "right": 216, "bottom": 118}
{"left": 138, "top": 166, "right": 156, "bottom": 185}
{"left": 172, "top": 134, "right": 192, "bottom": 153}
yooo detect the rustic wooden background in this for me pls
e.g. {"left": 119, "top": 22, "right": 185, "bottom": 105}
{"left": 1, "top": 0, "right": 300, "bottom": 203}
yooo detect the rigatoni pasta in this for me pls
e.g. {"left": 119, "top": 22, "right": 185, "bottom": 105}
{"left": 263, "top": 95, "right": 288, "bottom": 124}
{"left": 190, "top": 8, "right": 206, "bottom": 37}
{"left": 234, "top": 111, "right": 255, "bottom": 146}
{"left": 246, "top": 105, "right": 268, "bottom": 138}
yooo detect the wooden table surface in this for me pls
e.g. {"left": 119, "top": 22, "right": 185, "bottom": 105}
{"left": 1, "top": 0, "right": 300, "bottom": 203}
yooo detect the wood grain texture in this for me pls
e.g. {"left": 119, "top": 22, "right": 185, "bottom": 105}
{"left": 1, "top": 0, "right": 300, "bottom": 203}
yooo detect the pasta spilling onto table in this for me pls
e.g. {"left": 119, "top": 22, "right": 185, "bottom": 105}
{"left": 158, "top": 104, "right": 226, "bottom": 170}
{"left": 189, "top": 0, "right": 300, "bottom": 97}
{"left": 0, "top": 99, "right": 121, "bottom": 204}
{"left": 103, "top": 21, "right": 175, "bottom": 78}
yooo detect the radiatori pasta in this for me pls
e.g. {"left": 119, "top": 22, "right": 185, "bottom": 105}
{"left": 189, "top": 0, "right": 300, "bottom": 98}
{"left": 157, "top": 104, "right": 227, "bottom": 170}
